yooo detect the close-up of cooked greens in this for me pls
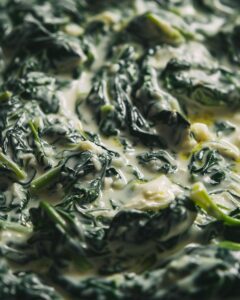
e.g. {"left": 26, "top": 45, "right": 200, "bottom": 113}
{"left": 1, "top": 0, "right": 240, "bottom": 299}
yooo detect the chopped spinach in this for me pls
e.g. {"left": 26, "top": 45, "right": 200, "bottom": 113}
{"left": 137, "top": 150, "right": 177, "bottom": 173}
{"left": 189, "top": 147, "right": 228, "bottom": 185}
{"left": 0, "top": 257, "right": 61, "bottom": 300}
{"left": 162, "top": 58, "right": 240, "bottom": 107}
{"left": 0, "top": 0, "right": 240, "bottom": 299}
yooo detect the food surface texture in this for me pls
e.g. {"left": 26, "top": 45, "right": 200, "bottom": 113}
{"left": 1, "top": 0, "right": 240, "bottom": 299}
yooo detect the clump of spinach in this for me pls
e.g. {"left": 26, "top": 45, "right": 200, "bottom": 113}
{"left": 0, "top": 257, "right": 61, "bottom": 300}
{"left": 30, "top": 150, "right": 111, "bottom": 195}
{"left": 2, "top": 15, "right": 91, "bottom": 75}
{"left": 214, "top": 121, "right": 235, "bottom": 136}
{"left": 6, "top": 72, "right": 60, "bottom": 114}
{"left": 211, "top": 17, "right": 240, "bottom": 65}
{"left": 126, "top": 11, "right": 188, "bottom": 46}
{"left": 137, "top": 150, "right": 177, "bottom": 173}
{"left": 107, "top": 197, "right": 196, "bottom": 244}
{"left": 49, "top": 246, "right": 240, "bottom": 300}
{"left": 42, "top": 118, "right": 83, "bottom": 145}
{"left": 188, "top": 147, "right": 228, "bottom": 185}
{"left": 5, "top": 197, "right": 196, "bottom": 275}
{"left": 135, "top": 63, "right": 190, "bottom": 144}
{"left": 86, "top": 46, "right": 166, "bottom": 147}
{"left": 162, "top": 58, "right": 240, "bottom": 108}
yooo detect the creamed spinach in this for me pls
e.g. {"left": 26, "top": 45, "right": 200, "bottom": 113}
{"left": 1, "top": 0, "right": 240, "bottom": 299}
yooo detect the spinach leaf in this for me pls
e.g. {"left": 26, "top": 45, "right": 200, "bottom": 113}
{"left": 162, "top": 58, "right": 240, "bottom": 107}
{"left": 6, "top": 72, "right": 59, "bottom": 114}
{"left": 212, "top": 17, "right": 240, "bottom": 65}
{"left": 3, "top": 16, "right": 88, "bottom": 73}
{"left": 214, "top": 121, "right": 235, "bottom": 136}
{"left": 196, "top": 0, "right": 240, "bottom": 14}
{"left": 0, "top": 257, "right": 61, "bottom": 300}
{"left": 31, "top": 150, "right": 110, "bottom": 193}
{"left": 189, "top": 147, "right": 227, "bottom": 185}
{"left": 107, "top": 198, "right": 196, "bottom": 244}
{"left": 126, "top": 12, "right": 185, "bottom": 46}
{"left": 49, "top": 246, "right": 240, "bottom": 300}
{"left": 135, "top": 64, "right": 190, "bottom": 144}
{"left": 0, "top": 184, "right": 29, "bottom": 223}
{"left": 191, "top": 182, "right": 240, "bottom": 226}
{"left": 137, "top": 150, "right": 177, "bottom": 173}
{"left": 87, "top": 47, "right": 166, "bottom": 147}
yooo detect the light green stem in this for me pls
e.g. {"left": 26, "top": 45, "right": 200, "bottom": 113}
{"left": 219, "top": 241, "right": 240, "bottom": 251}
{"left": 0, "top": 220, "right": 32, "bottom": 234}
{"left": 191, "top": 182, "right": 240, "bottom": 226}
{"left": 0, "top": 151, "right": 27, "bottom": 180}
{"left": 40, "top": 201, "right": 67, "bottom": 231}
{"left": 30, "top": 165, "right": 62, "bottom": 191}
{"left": 29, "top": 120, "right": 41, "bottom": 143}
